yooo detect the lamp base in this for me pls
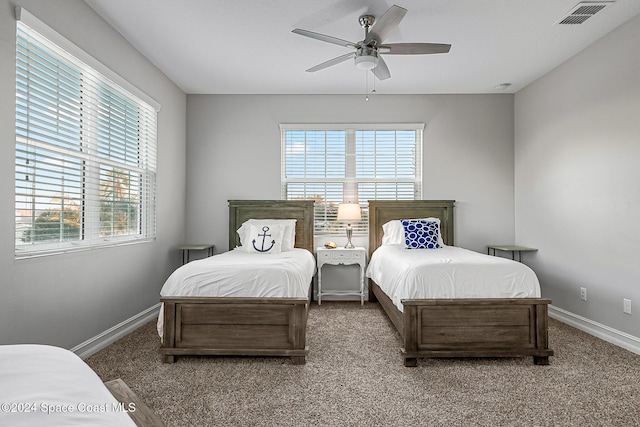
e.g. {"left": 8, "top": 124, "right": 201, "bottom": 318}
{"left": 345, "top": 224, "right": 355, "bottom": 249}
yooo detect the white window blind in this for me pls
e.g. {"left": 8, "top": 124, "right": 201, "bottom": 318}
{"left": 15, "top": 9, "right": 159, "bottom": 258}
{"left": 281, "top": 124, "right": 423, "bottom": 234}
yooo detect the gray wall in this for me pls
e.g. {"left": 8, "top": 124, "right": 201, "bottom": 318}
{"left": 515, "top": 15, "right": 640, "bottom": 338}
{"left": 0, "top": 0, "right": 186, "bottom": 348}
{"left": 186, "top": 94, "right": 516, "bottom": 254}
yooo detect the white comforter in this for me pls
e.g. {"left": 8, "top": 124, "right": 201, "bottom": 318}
{"left": 366, "top": 245, "right": 541, "bottom": 312}
{"left": 157, "top": 248, "right": 316, "bottom": 336}
{"left": 0, "top": 345, "right": 136, "bottom": 427}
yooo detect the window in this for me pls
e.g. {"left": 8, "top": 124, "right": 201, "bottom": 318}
{"left": 15, "top": 9, "right": 159, "bottom": 258}
{"left": 281, "top": 124, "right": 423, "bottom": 233}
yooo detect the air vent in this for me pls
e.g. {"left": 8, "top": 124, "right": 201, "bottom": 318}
{"left": 558, "top": 1, "right": 614, "bottom": 25}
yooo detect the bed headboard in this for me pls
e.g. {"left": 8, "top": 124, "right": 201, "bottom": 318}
{"left": 367, "top": 200, "right": 455, "bottom": 259}
{"left": 228, "top": 200, "right": 315, "bottom": 253}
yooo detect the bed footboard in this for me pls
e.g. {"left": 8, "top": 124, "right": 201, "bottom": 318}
{"left": 402, "top": 298, "right": 553, "bottom": 367}
{"left": 371, "top": 281, "right": 553, "bottom": 367}
{"left": 160, "top": 295, "right": 309, "bottom": 365}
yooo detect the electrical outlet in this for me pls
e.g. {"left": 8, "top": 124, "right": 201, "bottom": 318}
{"left": 580, "top": 287, "right": 587, "bottom": 302}
{"left": 623, "top": 298, "right": 632, "bottom": 315}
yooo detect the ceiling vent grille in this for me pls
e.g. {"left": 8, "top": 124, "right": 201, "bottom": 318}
{"left": 558, "top": 1, "right": 614, "bottom": 25}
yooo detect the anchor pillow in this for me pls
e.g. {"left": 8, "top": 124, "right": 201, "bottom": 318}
{"left": 238, "top": 219, "right": 297, "bottom": 251}
{"left": 244, "top": 223, "right": 286, "bottom": 254}
{"left": 401, "top": 219, "right": 442, "bottom": 249}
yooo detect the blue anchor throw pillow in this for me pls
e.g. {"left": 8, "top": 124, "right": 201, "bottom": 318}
{"left": 401, "top": 219, "right": 441, "bottom": 249}
{"left": 245, "top": 224, "right": 285, "bottom": 254}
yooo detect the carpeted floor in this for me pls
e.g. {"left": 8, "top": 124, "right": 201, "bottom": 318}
{"left": 86, "top": 302, "right": 640, "bottom": 427}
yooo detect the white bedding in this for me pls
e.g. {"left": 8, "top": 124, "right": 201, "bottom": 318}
{"left": 0, "top": 344, "right": 136, "bottom": 427}
{"left": 366, "top": 245, "right": 541, "bottom": 312}
{"left": 157, "top": 247, "right": 316, "bottom": 336}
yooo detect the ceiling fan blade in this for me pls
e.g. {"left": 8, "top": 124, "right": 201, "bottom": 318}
{"left": 371, "top": 56, "right": 391, "bottom": 80}
{"left": 292, "top": 28, "right": 356, "bottom": 49}
{"left": 365, "top": 5, "right": 407, "bottom": 44}
{"left": 306, "top": 52, "right": 356, "bottom": 72}
{"left": 379, "top": 43, "right": 451, "bottom": 55}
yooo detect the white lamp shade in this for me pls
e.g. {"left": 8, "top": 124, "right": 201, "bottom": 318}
{"left": 337, "top": 203, "right": 362, "bottom": 221}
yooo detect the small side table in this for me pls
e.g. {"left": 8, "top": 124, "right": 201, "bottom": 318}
{"left": 177, "top": 244, "right": 215, "bottom": 264}
{"left": 316, "top": 247, "right": 366, "bottom": 305}
{"left": 487, "top": 245, "right": 537, "bottom": 262}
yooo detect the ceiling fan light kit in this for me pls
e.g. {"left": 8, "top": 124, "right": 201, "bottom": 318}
{"left": 292, "top": 4, "right": 451, "bottom": 82}
{"left": 355, "top": 49, "right": 379, "bottom": 69}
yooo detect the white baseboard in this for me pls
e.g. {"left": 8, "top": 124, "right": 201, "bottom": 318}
{"left": 71, "top": 303, "right": 161, "bottom": 359}
{"left": 549, "top": 305, "right": 640, "bottom": 356}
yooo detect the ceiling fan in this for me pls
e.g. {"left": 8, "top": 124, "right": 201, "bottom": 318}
{"left": 292, "top": 4, "right": 451, "bottom": 81}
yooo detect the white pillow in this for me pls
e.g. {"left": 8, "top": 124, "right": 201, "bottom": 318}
{"left": 381, "top": 218, "right": 445, "bottom": 248}
{"left": 243, "top": 223, "right": 285, "bottom": 254}
{"left": 237, "top": 219, "right": 297, "bottom": 251}
{"left": 381, "top": 220, "right": 405, "bottom": 246}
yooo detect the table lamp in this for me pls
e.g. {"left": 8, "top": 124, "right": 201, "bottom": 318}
{"left": 337, "top": 203, "right": 362, "bottom": 249}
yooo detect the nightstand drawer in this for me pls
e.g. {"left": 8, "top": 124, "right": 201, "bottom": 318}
{"left": 332, "top": 250, "right": 363, "bottom": 261}
{"left": 318, "top": 251, "right": 333, "bottom": 262}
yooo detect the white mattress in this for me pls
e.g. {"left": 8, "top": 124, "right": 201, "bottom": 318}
{"left": 0, "top": 344, "right": 136, "bottom": 427}
{"left": 157, "top": 248, "right": 316, "bottom": 336}
{"left": 366, "top": 245, "right": 541, "bottom": 312}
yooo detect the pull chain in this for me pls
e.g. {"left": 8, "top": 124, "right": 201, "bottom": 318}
{"left": 364, "top": 71, "right": 376, "bottom": 101}
{"left": 365, "top": 71, "right": 369, "bottom": 101}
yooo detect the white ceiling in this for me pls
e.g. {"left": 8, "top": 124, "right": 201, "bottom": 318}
{"left": 82, "top": 0, "right": 640, "bottom": 95}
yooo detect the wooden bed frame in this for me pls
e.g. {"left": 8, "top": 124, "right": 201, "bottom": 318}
{"left": 368, "top": 200, "right": 553, "bottom": 367}
{"left": 159, "top": 200, "right": 315, "bottom": 365}
{"left": 105, "top": 378, "right": 164, "bottom": 426}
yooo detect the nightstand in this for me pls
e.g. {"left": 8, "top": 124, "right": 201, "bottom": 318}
{"left": 177, "top": 244, "right": 215, "bottom": 264}
{"left": 487, "top": 245, "right": 537, "bottom": 262}
{"left": 316, "top": 246, "right": 366, "bottom": 305}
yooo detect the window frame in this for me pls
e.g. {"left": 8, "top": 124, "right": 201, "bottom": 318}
{"left": 14, "top": 8, "right": 160, "bottom": 258}
{"left": 280, "top": 123, "right": 423, "bottom": 235}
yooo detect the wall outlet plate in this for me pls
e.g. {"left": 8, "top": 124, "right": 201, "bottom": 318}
{"left": 623, "top": 298, "right": 632, "bottom": 315}
{"left": 580, "top": 287, "right": 587, "bottom": 301}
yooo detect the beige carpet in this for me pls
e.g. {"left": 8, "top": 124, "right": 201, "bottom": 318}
{"left": 86, "top": 302, "right": 640, "bottom": 427}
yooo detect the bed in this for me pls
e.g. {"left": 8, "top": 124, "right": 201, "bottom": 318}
{"left": 367, "top": 200, "right": 553, "bottom": 367}
{"left": 0, "top": 344, "right": 163, "bottom": 427}
{"left": 159, "top": 200, "right": 315, "bottom": 365}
